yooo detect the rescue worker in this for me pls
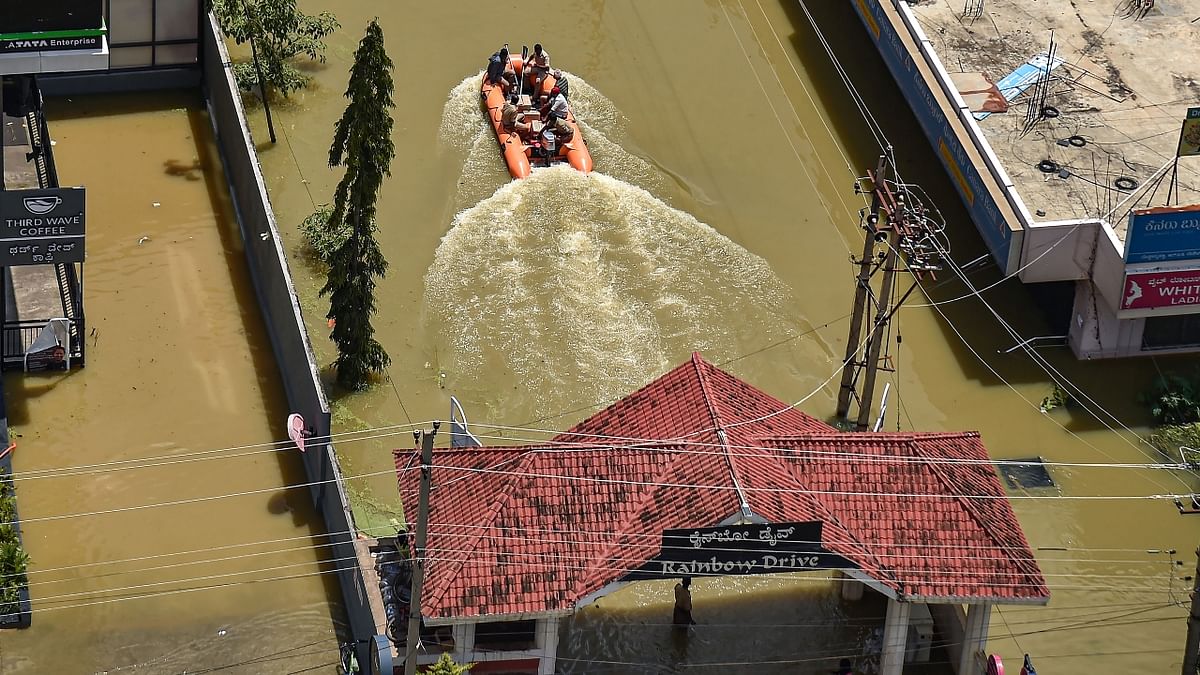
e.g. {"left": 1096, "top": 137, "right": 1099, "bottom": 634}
{"left": 552, "top": 116, "right": 574, "bottom": 146}
{"left": 501, "top": 97, "right": 531, "bottom": 138}
{"left": 672, "top": 577, "right": 695, "bottom": 626}
{"left": 527, "top": 43, "right": 551, "bottom": 95}
{"left": 538, "top": 124, "right": 557, "bottom": 166}
{"left": 485, "top": 47, "right": 514, "bottom": 96}
{"left": 541, "top": 86, "right": 569, "bottom": 124}
{"left": 551, "top": 69, "right": 570, "bottom": 98}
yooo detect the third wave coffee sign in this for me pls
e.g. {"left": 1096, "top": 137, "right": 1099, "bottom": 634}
{"left": 0, "top": 188, "right": 85, "bottom": 267}
{"left": 622, "top": 521, "right": 855, "bottom": 580}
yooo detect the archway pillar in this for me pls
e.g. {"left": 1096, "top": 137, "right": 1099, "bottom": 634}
{"left": 880, "top": 597, "right": 911, "bottom": 675}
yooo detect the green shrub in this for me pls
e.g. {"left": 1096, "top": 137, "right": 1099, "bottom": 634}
{"left": 1141, "top": 374, "right": 1200, "bottom": 426}
{"left": 0, "top": 477, "right": 28, "bottom": 616}
{"left": 299, "top": 204, "right": 348, "bottom": 264}
{"left": 1040, "top": 383, "right": 1071, "bottom": 413}
{"left": 1147, "top": 422, "right": 1200, "bottom": 457}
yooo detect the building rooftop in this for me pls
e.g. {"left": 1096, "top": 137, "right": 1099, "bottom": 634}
{"left": 394, "top": 355, "right": 1048, "bottom": 621}
{"left": 909, "top": 0, "right": 1200, "bottom": 237}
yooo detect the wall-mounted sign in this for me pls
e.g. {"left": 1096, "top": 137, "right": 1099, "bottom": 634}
{"left": 1179, "top": 107, "right": 1200, "bottom": 158}
{"left": 1124, "top": 205, "right": 1200, "bottom": 265}
{"left": 0, "top": 188, "right": 86, "bottom": 267}
{"left": 0, "top": 1, "right": 105, "bottom": 53}
{"left": 1121, "top": 268, "right": 1200, "bottom": 311}
{"left": 622, "top": 521, "right": 855, "bottom": 580}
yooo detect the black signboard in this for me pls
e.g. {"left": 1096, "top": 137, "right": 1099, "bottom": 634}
{"left": 0, "top": 0, "right": 105, "bottom": 53}
{"left": 1, "top": 1, "right": 103, "bottom": 34}
{"left": 622, "top": 521, "right": 856, "bottom": 580}
{"left": 0, "top": 188, "right": 85, "bottom": 267}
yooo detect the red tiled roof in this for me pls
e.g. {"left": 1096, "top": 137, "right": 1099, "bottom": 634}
{"left": 395, "top": 355, "right": 1048, "bottom": 621}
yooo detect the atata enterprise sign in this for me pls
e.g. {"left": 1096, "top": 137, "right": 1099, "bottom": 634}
{"left": 0, "top": 188, "right": 86, "bottom": 267}
{"left": 0, "top": 2, "right": 106, "bottom": 53}
{"left": 1125, "top": 205, "right": 1200, "bottom": 264}
{"left": 1121, "top": 267, "right": 1200, "bottom": 314}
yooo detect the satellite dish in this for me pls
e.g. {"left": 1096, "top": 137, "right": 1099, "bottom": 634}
{"left": 287, "top": 413, "right": 307, "bottom": 453}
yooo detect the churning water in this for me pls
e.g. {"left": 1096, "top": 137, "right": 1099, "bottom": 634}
{"left": 426, "top": 73, "right": 803, "bottom": 417}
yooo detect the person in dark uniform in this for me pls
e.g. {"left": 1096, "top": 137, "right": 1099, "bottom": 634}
{"left": 485, "top": 47, "right": 514, "bottom": 96}
{"left": 672, "top": 577, "right": 695, "bottom": 626}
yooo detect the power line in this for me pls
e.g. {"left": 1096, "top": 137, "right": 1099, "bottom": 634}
{"left": 7, "top": 420, "right": 431, "bottom": 484}
{"left": 417, "top": 461, "right": 1189, "bottom": 501}
{"left": 431, "top": 427, "right": 1193, "bottom": 474}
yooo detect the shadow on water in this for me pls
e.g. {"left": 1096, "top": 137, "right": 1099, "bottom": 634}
{"left": 777, "top": 0, "right": 1182, "bottom": 432}
{"left": 182, "top": 101, "right": 350, "bottom": 613}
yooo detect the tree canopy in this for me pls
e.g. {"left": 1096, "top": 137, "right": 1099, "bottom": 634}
{"left": 320, "top": 20, "right": 395, "bottom": 390}
{"left": 213, "top": 0, "right": 338, "bottom": 96}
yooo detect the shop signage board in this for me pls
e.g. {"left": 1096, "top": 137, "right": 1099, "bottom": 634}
{"left": 0, "top": 187, "right": 86, "bottom": 266}
{"left": 1121, "top": 267, "right": 1200, "bottom": 312}
{"left": 1178, "top": 107, "right": 1200, "bottom": 158}
{"left": 1124, "top": 205, "right": 1200, "bottom": 265}
{"left": 0, "top": 1, "right": 105, "bottom": 53}
{"left": 622, "top": 521, "right": 855, "bottom": 580}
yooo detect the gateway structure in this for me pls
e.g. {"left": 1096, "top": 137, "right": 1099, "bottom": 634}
{"left": 393, "top": 354, "right": 1049, "bottom": 675}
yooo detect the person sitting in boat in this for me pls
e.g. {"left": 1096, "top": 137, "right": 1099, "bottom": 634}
{"left": 551, "top": 69, "right": 570, "bottom": 99}
{"left": 551, "top": 116, "right": 574, "bottom": 145}
{"left": 501, "top": 97, "right": 531, "bottom": 139}
{"left": 527, "top": 43, "right": 551, "bottom": 94}
{"left": 537, "top": 124, "right": 557, "bottom": 166}
{"left": 486, "top": 47, "right": 515, "bottom": 95}
{"left": 541, "top": 86, "right": 569, "bottom": 124}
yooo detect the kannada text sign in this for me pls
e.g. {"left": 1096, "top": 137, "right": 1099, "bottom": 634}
{"left": 1122, "top": 268, "right": 1200, "bottom": 311}
{"left": 622, "top": 521, "right": 855, "bottom": 580}
{"left": 1124, "top": 206, "right": 1200, "bottom": 265}
{"left": 0, "top": 188, "right": 86, "bottom": 266}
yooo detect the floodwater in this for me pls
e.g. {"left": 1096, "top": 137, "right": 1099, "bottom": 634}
{"left": 0, "top": 94, "right": 343, "bottom": 672}
{"left": 244, "top": 0, "right": 1198, "bottom": 673}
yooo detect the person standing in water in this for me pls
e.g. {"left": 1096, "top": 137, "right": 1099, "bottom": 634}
{"left": 673, "top": 577, "right": 695, "bottom": 626}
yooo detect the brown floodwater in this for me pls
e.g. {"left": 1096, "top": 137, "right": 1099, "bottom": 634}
{"left": 239, "top": 0, "right": 1199, "bottom": 672}
{"left": 0, "top": 93, "right": 343, "bottom": 673}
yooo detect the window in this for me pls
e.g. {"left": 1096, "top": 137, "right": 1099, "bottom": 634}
{"left": 473, "top": 619, "right": 537, "bottom": 652}
{"left": 106, "top": 0, "right": 200, "bottom": 70}
{"left": 1142, "top": 314, "right": 1200, "bottom": 350}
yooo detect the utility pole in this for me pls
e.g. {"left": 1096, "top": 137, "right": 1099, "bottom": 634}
{"left": 404, "top": 424, "right": 437, "bottom": 675}
{"left": 836, "top": 155, "right": 889, "bottom": 422}
{"left": 837, "top": 154, "right": 944, "bottom": 430}
{"left": 1184, "top": 545, "right": 1200, "bottom": 675}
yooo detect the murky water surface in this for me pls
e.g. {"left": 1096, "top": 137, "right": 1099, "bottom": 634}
{"left": 237, "top": 0, "right": 1198, "bottom": 672}
{"left": 0, "top": 94, "right": 342, "bottom": 673}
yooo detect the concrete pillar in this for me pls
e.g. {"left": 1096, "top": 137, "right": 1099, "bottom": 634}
{"left": 535, "top": 616, "right": 561, "bottom": 675}
{"left": 957, "top": 603, "right": 992, "bottom": 675}
{"left": 451, "top": 622, "right": 474, "bottom": 666}
{"left": 840, "top": 571, "right": 865, "bottom": 601}
{"left": 880, "top": 597, "right": 911, "bottom": 675}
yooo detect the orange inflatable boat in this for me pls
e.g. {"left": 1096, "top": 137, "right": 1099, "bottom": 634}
{"left": 481, "top": 50, "right": 592, "bottom": 180}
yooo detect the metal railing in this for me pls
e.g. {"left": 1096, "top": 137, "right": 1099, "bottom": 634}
{"left": 4, "top": 77, "right": 85, "bottom": 370}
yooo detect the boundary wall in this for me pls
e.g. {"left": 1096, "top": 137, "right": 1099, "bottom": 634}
{"left": 199, "top": 12, "right": 378, "bottom": 663}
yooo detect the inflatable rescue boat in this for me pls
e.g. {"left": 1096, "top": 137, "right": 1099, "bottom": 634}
{"left": 481, "top": 49, "right": 592, "bottom": 180}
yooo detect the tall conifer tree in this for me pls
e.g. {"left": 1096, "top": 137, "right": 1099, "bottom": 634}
{"left": 322, "top": 20, "right": 394, "bottom": 390}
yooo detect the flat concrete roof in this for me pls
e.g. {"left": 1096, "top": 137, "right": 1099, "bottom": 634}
{"left": 909, "top": 0, "right": 1200, "bottom": 240}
